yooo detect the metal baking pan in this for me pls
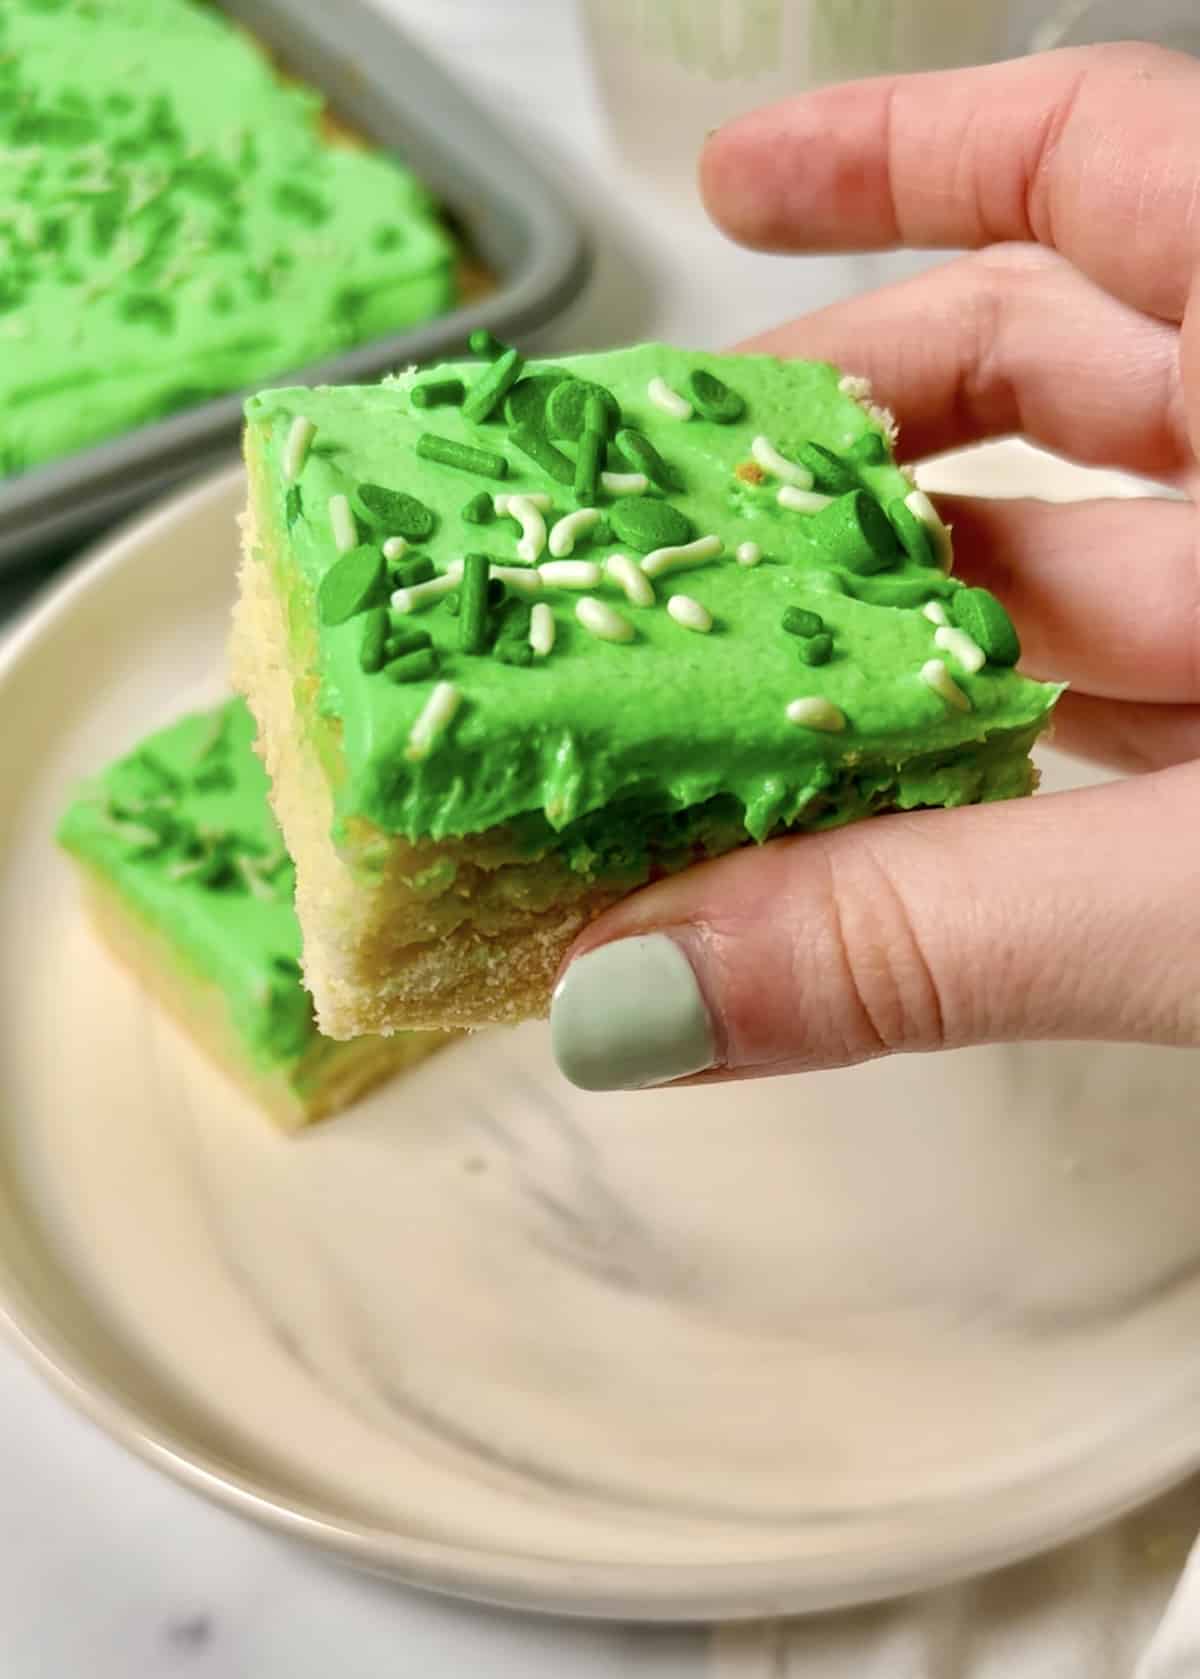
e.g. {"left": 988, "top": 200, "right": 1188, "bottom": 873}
{"left": 0, "top": 0, "right": 590, "bottom": 570}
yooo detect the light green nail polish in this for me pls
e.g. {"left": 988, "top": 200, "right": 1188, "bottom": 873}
{"left": 550, "top": 933, "right": 715, "bottom": 1092}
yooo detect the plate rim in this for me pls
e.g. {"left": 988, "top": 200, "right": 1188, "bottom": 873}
{"left": 3, "top": 466, "right": 1200, "bottom": 1622}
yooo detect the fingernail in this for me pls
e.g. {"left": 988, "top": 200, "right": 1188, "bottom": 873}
{"left": 550, "top": 933, "right": 716, "bottom": 1092}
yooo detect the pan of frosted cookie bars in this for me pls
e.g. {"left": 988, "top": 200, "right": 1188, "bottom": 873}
{"left": 0, "top": 0, "right": 589, "bottom": 566}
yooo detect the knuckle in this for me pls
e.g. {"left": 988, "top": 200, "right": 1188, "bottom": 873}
{"left": 821, "top": 838, "right": 950, "bottom": 1058}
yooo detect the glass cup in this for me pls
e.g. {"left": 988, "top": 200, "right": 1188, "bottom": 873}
{"left": 1035, "top": 0, "right": 1200, "bottom": 50}
{"left": 581, "top": 0, "right": 1025, "bottom": 201}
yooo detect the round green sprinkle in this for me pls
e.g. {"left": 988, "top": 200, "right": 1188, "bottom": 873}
{"left": 359, "top": 606, "right": 389, "bottom": 672}
{"left": 411, "top": 378, "right": 465, "bottom": 409}
{"left": 804, "top": 491, "right": 899, "bottom": 576}
{"left": 416, "top": 433, "right": 508, "bottom": 479}
{"left": 510, "top": 422, "right": 574, "bottom": 485}
{"left": 615, "top": 428, "right": 684, "bottom": 493}
{"left": 462, "top": 346, "right": 525, "bottom": 425}
{"left": 493, "top": 598, "right": 534, "bottom": 665}
{"left": 461, "top": 490, "right": 495, "bottom": 524}
{"left": 687, "top": 368, "right": 745, "bottom": 424}
{"left": 469, "top": 328, "right": 505, "bottom": 359}
{"left": 781, "top": 606, "right": 825, "bottom": 638}
{"left": 547, "top": 379, "right": 621, "bottom": 442}
{"left": 797, "top": 442, "right": 859, "bottom": 495}
{"left": 488, "top": 577, "right": 508, "bottom": 605}
{"left": 850, "top": 432, "right": 888, "bottom": 465}
{"left": 351, "top": 482, "right": 436, "bottom": 540}
{"left": 443, "top": 592, "right": 460, "bottom": 617}
{"left": 318, "top": 546, "right": 388, "bottom": 626}
{"left": 609, "top": 497, "right": 693, "bottom": 553}
{"left": 949, "top": 587, "right": 1021, "bottom": 666}
{"left": 592, "top": 514, "right": 613, "bottom": 545}
{"left": 504, "top": 371, "right": 569, "bottom": 431}
{"left": 798, "top": 632, "right": 834, "bottom": 666}
{"left": 384, "top": 646, "right": 439, "bottom": 683}
{"left": 459, "top": 552, "right": 491, "bottom": 654}
{"left": 390, "top": 554, "right": 435, "bottom": 588}
{"left": 888, "top": 497, "right": 935, "bottom": 568}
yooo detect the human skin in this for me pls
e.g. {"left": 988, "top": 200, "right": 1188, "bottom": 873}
{"left": 550, "top": 43, "right": 1200, "bottom": 1090}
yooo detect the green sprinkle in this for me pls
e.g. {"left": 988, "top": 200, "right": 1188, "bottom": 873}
{"left": 798, "top": 442, "right": 859, "bottom": 495}
{"left": 592, "top": 515, "right": 613, "bottom": 545}
{"left": 390, "top": 554, "right": 435, "bottom": 588}
{"left": 504, "top": 370, "right": 569, "bottom": 430}
{"left": 510, "top": 422, "right": 574, "bottom": 485}
{"left": 384, "top": 647, "right": 439, "bottom": 683}
{"left": 850, "top": 432, "right": 888, "bottom": 464}
{"left": 547, "top": 379, "right": 621, "bottom": 442}
{"left": 386, "top": 618, "right": 433, "bottom": 652}
{"left": 469, "top": 328, "right": 504, "bottom": 359}
{"left": 351, "top": 483, "right": 436, "bottom": 540}
{"left": 459, "top": 552, "right": 491, "bottom": 654}
{"left": 687, "top": 368, "right": 745, "bottom": 424}
{"left": 359, "top": 607, "right": 389, "bottom": 672}
{"left": 614, "top": 428, "right": 684, "bottom": 493}
{"left": 318, "top": 546, "right": 388, "bottom": 626}
{"left": 416, "top": 433, "right": 508, "bottom": 479}
{"left": 949, "top": 588, "right": 1021, "bottom": 666}
{"left": 574, "top": 422, "right": 605, "bottom": 505}
{"left": 284, "top": 484, "right": 303, "bottom": 528}
{"left": 610, "top": 497, "right": 693, "bottom": 553}
{"left": 492, "top": 598, "right": 534, "bottom": 666}
{"left": 443, "top": 592, "right": 460, "bottom": 618}
{"left": 463, "top": 346, "right": 525, "bottom": 424}
{"left": 888, "top": 497, "right": 935, "bottom": 568}
{"left": 798, "top": 632, "right": 834, "bottom": 666}
{"left": 411, "top": 378, "right": 466, "bottom": 409}
{"left": 781, "top": 606, "right": 825, "bottom": 638}
{"left": 803, "top": 491, "right": 899, "bottom": 576}
{"left": 488, "top": 577, "right": 508, "bottom": 605}
{"left": 461, "top": 490, "right": 495, "bottom": 524}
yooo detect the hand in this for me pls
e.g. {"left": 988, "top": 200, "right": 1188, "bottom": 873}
{"left": 550, "top": 44, "right": 1200, "bottom": 1093}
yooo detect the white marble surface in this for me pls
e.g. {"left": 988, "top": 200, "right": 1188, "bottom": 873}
{"left": 3, "top": 2, "right": 1200, "bottom": 1676}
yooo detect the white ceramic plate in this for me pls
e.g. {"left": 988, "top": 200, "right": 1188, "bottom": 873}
{"left": 3, "top": 455, "right": 1200, "bottom": 1623}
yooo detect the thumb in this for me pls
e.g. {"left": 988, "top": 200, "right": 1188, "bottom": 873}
{"left": 549, "top": 766, "right": 1200, "bottom": 1091}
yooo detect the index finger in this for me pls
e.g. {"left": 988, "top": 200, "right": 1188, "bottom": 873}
{"left": 700, "top": 43, "right": 1200, "bottom": 324}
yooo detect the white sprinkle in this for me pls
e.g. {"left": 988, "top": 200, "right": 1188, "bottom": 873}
{"left": 605, "top": 553, "right": 655, "bottom": 607}
{"left": 548, "top": 507, "right": 600, "bottom": 558}
{"left": 906, "top": 489, "right": 954, "bottom": 572}
{"left": 667, "top": 594, "right": 712, "bottom": 633}
{"left": 786, "top": 697, "right": 846, "bottom": 733}
{"left": 328, "top": 494, "right": 357, "bottom": 555}
{"left": 600, "top": 470, "right": 650, "bottom": 496}
{"left": 494, "top": 492, "right": 553, "bottom": 516}
{"left": 647, "top": 376, "right": 693, "bottom": 421}
{"left": 405, "top": 681, "right": 462, "bottom": 761}
{"left": 751, "top": 435, "right": 814, "bottom": 489}
{"left": 921, "top": 600, "right": 949, "bottom": 627}
{"left": 838, "top": 374, "right": 873, "bottom": 401}
{"left": 576, "top": 597, "right": 635, "bottom": 643}
{"left": 390, "top": 567, "right": 461, "bottom": 613}
{"left": 538, "top": 560, "right": 601, "bottom": 590}
{"left": 382, "top": 536, "right": 408, "bottom": 562}
{"left": 641, "top": 534, "right": 723, "bottom": 580}
{"left": 529, "top": 602, "right": 556, "bottom": 657}
{"left": 921, "top": 658, "right": 972, "bottom": 712}
{"left": 488, "top": 564, "right": 543, "bottom": 596}
{"left": 777, "top": 486, "right": 834, "bottom": 515}
{"left": 281, "top": 415, "right": 316, "bottom": 482}
{"left": 735, "top": 541, "right": 762, "bottom": 568}
{"left": 503, "top": 493, "right": 548, "bottom": 564}
{"left": 935, "top": 624, "right": 986, "bottom": 674}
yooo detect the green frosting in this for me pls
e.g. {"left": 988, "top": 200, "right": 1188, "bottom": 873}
{"left": 244, "top": 344, "right": 1060, "bottom": 876}
{"left": 57, "top": 698, "right": 322, "bottom": 1070}
{"left": 0, "top": 0, "right": 454, "bottom": 478}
